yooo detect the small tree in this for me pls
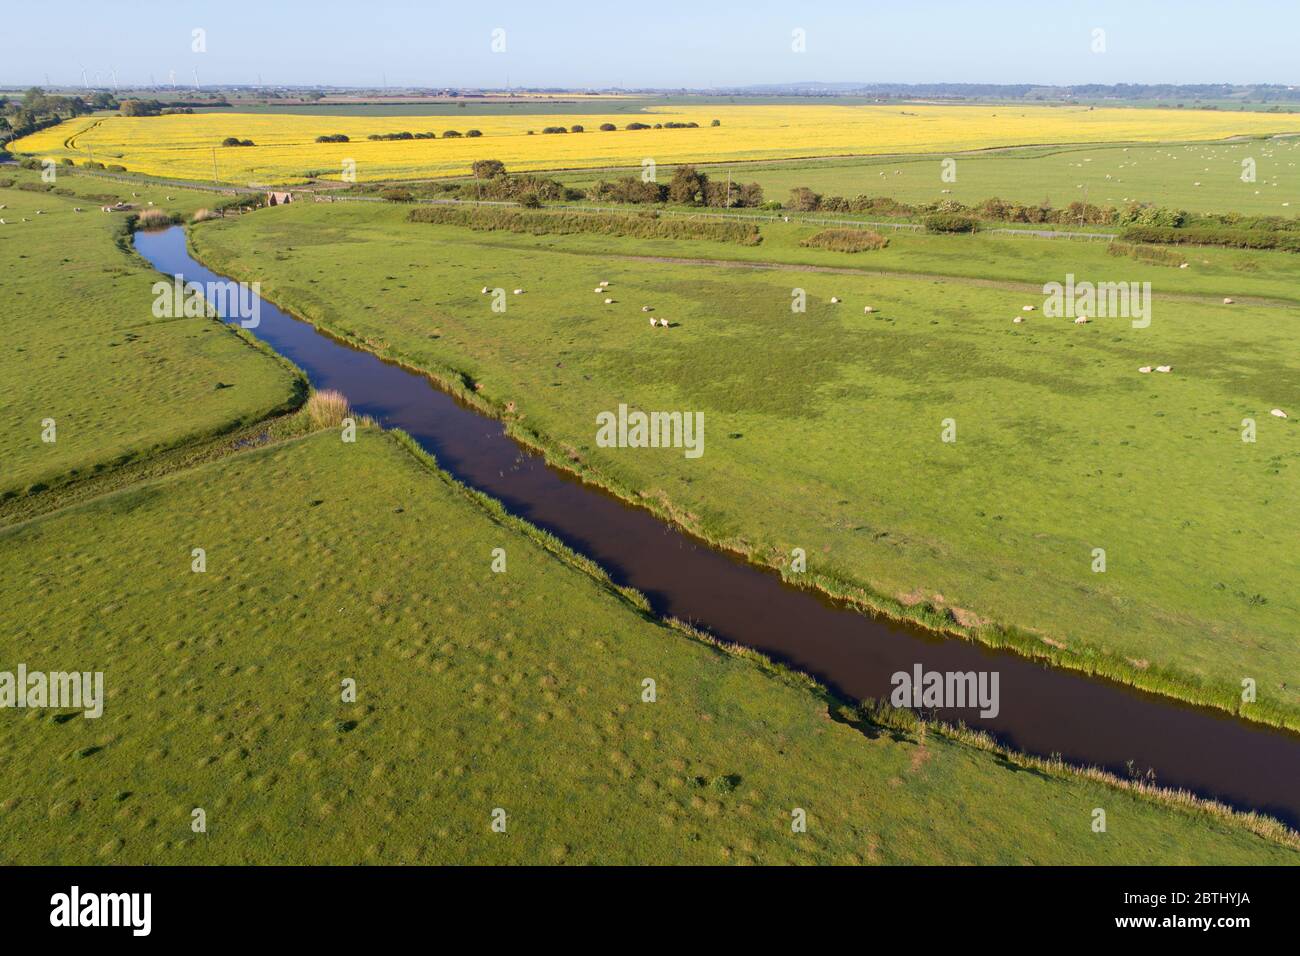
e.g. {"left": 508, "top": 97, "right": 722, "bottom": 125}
{"left": 668, "top": 165, "right": 708, "bottom": 205}
{"left": 787, "top": 187, "right": 820, "bottom": 212}
{"left": 472, "top": 159, "right": 507, "bottom": 179}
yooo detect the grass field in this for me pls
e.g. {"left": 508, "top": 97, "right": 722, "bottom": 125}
{"left": 553, "top": 137, "right": 1300, "bottom": 217}
{"left": 0, "top": 424, "right": 1292, "bottom": 864}
{"left": 190, "top": 201, "right": 1300, "bottom": 724}
{"left": 0, "top": 173, "right": 301, "bottom": 498}
{"left": 13, "top": 103, "right": 1300, "bottom": 185}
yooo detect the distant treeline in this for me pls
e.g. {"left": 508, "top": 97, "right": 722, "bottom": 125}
{"left": 365, "top": 129, "right": 482, "bottom": 140}
{"left": 408, "top": 204, "right": 762, "bottom": 245}
{"left": 726, "top": 82, "right": 1300, "bottom": 104}
{"left": 589, "top": 165, "right": 765, "bottom": 208}
{"left": 1, "top": 87, "right": 109, "bottom": 142}
{"left": 782, "top": 187, "right": 1199, "bottom": 229}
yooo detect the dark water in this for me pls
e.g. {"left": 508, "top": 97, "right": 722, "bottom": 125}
{"left": 135, "top": 226, "right": 1300, "bottom": 829}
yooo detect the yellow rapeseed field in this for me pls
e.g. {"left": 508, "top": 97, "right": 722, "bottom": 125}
{"left": 14, "top": 104, "right": 1300, "bottom": 185}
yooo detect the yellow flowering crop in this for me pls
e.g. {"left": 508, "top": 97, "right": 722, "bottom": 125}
{"left": 13, "top": 104, "right": 1298, "bottom": 185}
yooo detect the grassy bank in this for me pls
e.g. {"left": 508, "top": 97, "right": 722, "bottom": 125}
{"left": 0, "top": 425, "right": 1294, "bottom": 864}
{"left": 189, "top": 201, "right": 1300, "bottom": 726}
{"left": 0, "top": 175, "right": 303, "bottom": 499}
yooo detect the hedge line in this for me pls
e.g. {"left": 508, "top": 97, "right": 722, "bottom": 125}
{"left": 408, "top": 205, "right": 762, "bottom": 245}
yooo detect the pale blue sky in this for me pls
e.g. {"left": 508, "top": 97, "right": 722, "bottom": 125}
{"left": 4, "top": 0, "right": 1296, "bottom": 89}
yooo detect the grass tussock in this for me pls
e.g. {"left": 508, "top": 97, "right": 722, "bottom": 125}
{"left": 191, "top": 207, "right": 223, "bottom": 223}
{"left": 305, "top": 389, "right": 352, "bottom": 429}
{"left": 1107, "top": 239, "right": 1187, "bottom": 266}
{"left": 409, "top": 204, "right": 762, "bottom": 245}
{"left": 800, "top": 227, "right": 889, "bottom": 252}
{"left": 132, "top": 208, "right": 179, "bottom": 230}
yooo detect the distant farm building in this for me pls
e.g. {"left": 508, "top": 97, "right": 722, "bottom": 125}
{"left": 266, "top": 191, "right": 294, "bottom": 206}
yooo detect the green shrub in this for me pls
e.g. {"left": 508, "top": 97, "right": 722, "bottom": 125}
{"left": 924, "top": 212, "right": 979, "bottom": 233}
{"left": 409, "top": 205, "right": 762, "bottom": 245}
{"left": 1121, "top": 224, "right": 1300, "bottom": 252}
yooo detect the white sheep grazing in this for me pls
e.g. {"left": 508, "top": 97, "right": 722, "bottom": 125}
{"left": 658, "top": 320, "right": 668, "bottom": 329}
{"left": 512, "top": 289, "right": 524, "bottom": 295}
{"left": 604, "top": 298, "right": 614, "bottom": 304}
{"left": 0, "top": 219, "right": 5, "bottom": 225}
{"left": 1270, "top": 408, "right": 1288, "bottom": 419}
{"left": 593, "top": 287, "right": 603, "bottom": 293}
{"left": 132, "top": 192, "right": 138, "bottom": 198}
{"left": 1022, "top": 305, "right": 1035, "bottom": 311}
{"left": 830, "top": 297, "right": 840, "bottom": 304}
{"left": 641, "top": 306, "right": 652, "bottom": 312}
{"left": 599, "top": 280, "right": 609, "bottom": 287}
{"left": 649, "top": 317, "right": 658, "bottom": 327}
{"left": 74, "top": 207, "right": 82, "bottom": 213}
{"left": 1223, "top": 297, "right": 1234, "bottom": 304}
{"left": 1138, "top": 366, "right": 1152, "bottom": 373}
{"left": 1179, "top": 262, "right": 1189, "bottom": 269}
{"left": 864, "top": 306, "right": 875, "bottom": 313}
{"left": 1013, "top": 316, "right": 1024, "bottom": 324}
{"left": 1074, "top": 316, "right": 1089, "bottom": 324}
{"left": 481, "top": 286, "right": 489, "bottom": 294}
{"left": 35, "top": 210, "right": 43, "bottom": 215}
{"left": 1155, "top": 365, "right": 1171, "bottom": 373}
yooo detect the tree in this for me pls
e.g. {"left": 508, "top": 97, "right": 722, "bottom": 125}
{"left": 598, "top": 123, "right": 616, "bottom": 131}
{"left": 668, "top": 165, "right": 708, "bottom": 205}
{"left": 472, "top": 159, "right": 507, "bottom": 179}
{"left": 787, "top": 187, "right": 820, "bottom": 212}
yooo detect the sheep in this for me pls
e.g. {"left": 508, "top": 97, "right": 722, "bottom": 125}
{"left": 481, "top": 286, "right": 489, "bottom": 294}
{"left": 593, "top": 287, "right": 604, "bottom": 293}
{"left": 649, "top": 317, "right": 658, "bottom": 327}
{"left": 21, "top": 217, "right": 29, "bottom": 222}
{"left": 604, "top": 298, "right": 614, "bottom": 304}
{"left": 73, "top": 207, "right": 82, "bottom": 213}
{"left": 1223, "top": 297, "right": 1234, "bottom": 304}
{"left": 830, "top": 297, "right": 841, "bottom": 304}
{"left": 1270, "top": 408, "right": 1288, "bottom": 419}
{"left": 132, "top": 192, "right": 139, "bottom": 198}
{"left": 0, "top": 219, "right": 5, "bottom": 225}
{"left": 641, "top": 306, "right": 652, "bottom": 312}
{"left": 1138, "top": 366, "right": 1152, "bottom": 373}
{"left": 1073, "top": 316, "right": 1089, "bottom": 324}
{"left": 35, "top": 210, "right": 43, "bottom": 215}
{"left": 1179, "top": 262, "right": 1189, "bottom": 268}
{"left": 658, "top": 320, "right": 669, "bottom": 329}
{"left": 863, "top": 306, "right": 875, "bottom": 313}
{"left": 1013, "top": 316, "right": 1024, "bottom": 324}
{"left": 1155, "top": 365, "right": 1172, "bottom": 373}
{"left": 599, "top": 281, "right": 609, "bottom": 287}
{"left": 1022, "top": 305, "right": 1035, "bottom": 311}
{"left": 512, "top": 289, "right": 524, "bottom": 295}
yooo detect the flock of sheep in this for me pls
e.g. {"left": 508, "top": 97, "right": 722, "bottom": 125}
{"left": 480, "top": 279, "right": 677, "bottom": 328}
